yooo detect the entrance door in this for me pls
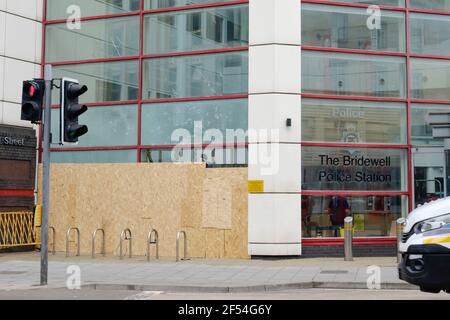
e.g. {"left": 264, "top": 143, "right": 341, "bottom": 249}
{"left": 413, "top": 147, "right": 445, "bottom": 208}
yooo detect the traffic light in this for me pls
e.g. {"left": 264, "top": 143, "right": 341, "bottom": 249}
{"left": 21, "top": 80, "right": 45, "bottom": 123}
{"left": 61, "top": 78, "right": 88, "bottom": 145}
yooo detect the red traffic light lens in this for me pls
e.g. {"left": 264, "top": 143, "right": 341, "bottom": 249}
{"left": 28, "top": 84, "right": 36, "bottom": 97}
{"left": 25, "top": 82, "right": 38, "bottom": 97}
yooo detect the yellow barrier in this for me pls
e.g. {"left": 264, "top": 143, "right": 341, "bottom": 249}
{"left": 0, "top": 212, "right": 39, "bottom": 248}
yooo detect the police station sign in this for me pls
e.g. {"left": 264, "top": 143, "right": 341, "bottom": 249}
{"left": 302, "top": 147, "right": 407, "bottom": 191}
{"left": 318, "top": 154, "right": 392, "bottom": 183}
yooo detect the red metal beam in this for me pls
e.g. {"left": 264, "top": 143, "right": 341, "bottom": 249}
{"left": 0, "top": 190, "right": 35, "bottom": 197}
{"left": 302, "top": 237, "right": 398, "bottom": 246}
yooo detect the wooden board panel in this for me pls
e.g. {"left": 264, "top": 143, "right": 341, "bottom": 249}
{"left": 38, "top": 164, "right": 249, "bottom": 259}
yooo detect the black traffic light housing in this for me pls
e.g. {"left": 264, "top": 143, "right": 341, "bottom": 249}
{"left": 61, "top": 78, "right": 89, "bottom": 145}
{"left": 21, "top": 80, "right": 45, "bottom": 123}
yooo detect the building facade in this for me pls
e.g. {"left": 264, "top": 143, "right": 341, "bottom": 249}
{"left": 0, "top": 0, "right": 42, "bottom": 213}
{"left": 31, "top": 0, "right": 450, "bottom": 256}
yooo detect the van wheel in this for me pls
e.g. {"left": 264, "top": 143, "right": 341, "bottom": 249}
{"left": 420, "top": 286, "right": 441, "bottom": 294}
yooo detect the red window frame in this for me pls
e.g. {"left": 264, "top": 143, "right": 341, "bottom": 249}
{"left": 40, "top": 0, "right": 250, "bottom": 162}
{"left": 300, "top": 0, "right": 450, "bottom": 219}
{"left": 41, "top": 0, "right": 450, "bottom": 244}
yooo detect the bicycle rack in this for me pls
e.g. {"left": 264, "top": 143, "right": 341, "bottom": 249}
{"left": 176, "top": 231, "right": 188, "bottom": 262}
{"left": 92, "top": 229, "right": 105, "bottom": 259}
{"left": 119, "top": 228, "right": 132, "bottom": 260}
{"left": 49, "top": 227, "right": 56, "bottom": 255}
{"left": 147, "top": 229, "right": 159, "bottom": 261}
{"left": 66, "top": 227, "right": 80, "bottom": 257}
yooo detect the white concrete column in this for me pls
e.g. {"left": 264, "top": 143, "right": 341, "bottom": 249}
{"left": 248, "top": 0, "right": 302, "bottom": 256}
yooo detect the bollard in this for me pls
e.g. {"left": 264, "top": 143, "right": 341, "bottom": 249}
{"left": 176, "top": 231, "right": 187, "bottom": 262}
{"left": 147, "top": 229, "right": 159, "bottom": 262}
{"left": 92, "top": 229, "right": 105, "bottom": 259}
{"left": 49, "top": 227, "right": 56, "bottom": 255}
{"left": 119, "top": 229, "right": 132, "bottom": 260}
{"left": 66, "top": 227, "right": 80, "bottom": 257}
{"left": 396, "top": 218, "right": 406, "bottom": 263}
{"left": 344, "top": 216, "right": 353, "bottom": 261}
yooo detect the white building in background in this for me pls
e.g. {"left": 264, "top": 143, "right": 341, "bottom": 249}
{"left": 0, "top": 0, "right": 43, "bottom": 127}
{"left": 2, "top": 0, "right": 450, "bottom": 257}
{"left": 0, "top": 1, "right": 42, "bottom": 214}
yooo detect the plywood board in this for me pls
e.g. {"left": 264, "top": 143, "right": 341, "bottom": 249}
{"left": 37, "top": 164, "right": 249, "bottom": 259}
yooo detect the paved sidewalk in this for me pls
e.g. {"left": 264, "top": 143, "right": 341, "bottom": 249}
{"left": 0, "top": 252, "right": 415, "bottom": 293}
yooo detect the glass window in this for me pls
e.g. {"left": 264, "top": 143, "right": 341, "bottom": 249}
{"left": 144, "top": 0, "right": 237, "bottom": 9}
{"left": 412, "top": 104, "right": 450, "bottom": 146}
{"left": 302, "top": 195, "right": 407, "bottom": 238}
{"left": 413, "top": 150, "right": 445, "bottom": 207}
{"left": 144, "top": 5, "right": 248, "bottom": 54}
{"left": 302, "top": 99, "right": 407, "bottom": 144}
{"left": 46, "top": 0, "right": 140, "bottom": 20}
{"left": 141, "top": 146, "right": 247, "bottom": 165}
{"left": 142, "top": 52, "right": 248, "bottom": 99}
{"left": 316, "top": 0, "right": 405, "bottom": 7}
{"left": 411, "top": 58, "right": 450, "bottom": 101}
{"left": 45, "top": 17, "right": 139, "bottom": 62}
{"left": 302, "top": 146, "right": 408, "bottom": 191}
{"left": 141, "top": 99, "right": 248, "bottom": 145}
{"left": 410, "top": 0, "right": 450, "bottom": 11}
{"left": 50, "top": 105, "right": 138, "bottom": 148}
{"left": 302, "top": 51, "right": 406, "bottom": 98}
{"left": 302, "top": 4, "right": 405, "bottom": 52}
{"left": 53, "top": 60, "right": 139, "bottom": 103}
{"left": 50, "top": 150, "right": 137, "bottom": 163}
{"left": 411, "top": 13, "right": 450, "bottom": 56}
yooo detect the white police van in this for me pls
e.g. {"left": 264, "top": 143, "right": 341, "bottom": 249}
{"left": 399, "top": 197, "right": 450, "bottom": 293}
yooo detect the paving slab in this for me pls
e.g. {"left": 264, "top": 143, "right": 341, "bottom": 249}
{"left": 0, "top": 252, "right": 418, "bottom": 293}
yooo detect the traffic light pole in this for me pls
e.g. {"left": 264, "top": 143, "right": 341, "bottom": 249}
{"left": 40, "top": 64, "right": 52, "bottom": 286}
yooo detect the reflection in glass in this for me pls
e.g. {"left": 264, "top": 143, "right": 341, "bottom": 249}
{"left": 317, "top": 0, "right": 404, "bottom": 6}
{"left": 46, "top": 17, "right": 139, "bottom": 62}
{"left": 51, "top": 105, "right": 138, "bottom": 148}
{"left": 302, "top": 99, "right": 407, "bottom": 144}
{"left": 302, "top": 146, "right": 408, "bottom": 191}
{"left": 142, "top": 52, "right": 248, "bottom": 99}
{"left": 46, "top": 0, "right": 140, "bottom": 20}
{"left": 413, "top": 151, "right": 445, "bottom": 208}
{"left": 141, "top": 99, "right": 247, "bottom": 145}
{"left": 50, "top": 150, "right": 137, "bottom": 163}
{"left": 302, "top": 4, "right": 405, "bottom": 52}
{"left": 410, "top": 0, "right": 450, "bottom": 11}
{"left": 302, "top": 195, "right": 406, "bottom": 238}
{"left": 411, "top": 13, "right": 450, "bottom": 56}
{"left": 145, "top": 0, "right": 236, "bottom": 9}
{"left": 411, "top": 58, "right": 450, "bottom": 101}
{"left": 53, "top": 60, "right": 139, "bottom": 103}
{"left": 412, "top": 104, "right": 450, "bottom": 146}
{"left": 141, "top": 147, "right": 247, "bottom": 166}
{"left": 144, "top": 5, "right": 248, "bottom": 54}
{"left": 302, "top": 51, "right": 406, "bottom": 98}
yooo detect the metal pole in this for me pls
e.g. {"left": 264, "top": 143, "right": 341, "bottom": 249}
{"left": 40, "top": 65, "right": 52, "bottom": 286}
{"left": 176, "top": 232, "right": 180, "bottom": 262}
{"left": 344, "top": 216, "right": 353, "bottom": 261}
{"left": 445, "top": 139, "right": 450, "bottom": 197}
{"left": 396, "top": 218, "right": 406, "bottom": 263}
